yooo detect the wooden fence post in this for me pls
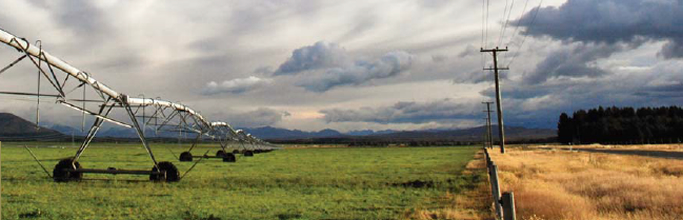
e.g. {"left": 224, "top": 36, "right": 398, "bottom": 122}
{"left": 484, "top": 147, "right": 514, "bottom": 220}
{"left": 489, "top": 162, "right": 503, "bottom": 219}
{"left": 502, "top": 192, "right": 516, "bottom": 220}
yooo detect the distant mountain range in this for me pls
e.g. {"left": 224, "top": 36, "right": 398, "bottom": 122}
{"left": 240, "top": 125, "right": 556, "bottom": 142}
{"left": 0, "top": 113, "right": 63, "bottom": 140}
{"left": 240, "top": 127, "right": 344, "bottom": 140}
{"left": 239, "top": 127, "right": 398, "bottom": 139}
{"left": 369, "top": 125, "right": 556, "bottom": 142}
{"left": 345, "top": 129, "right": 398, "bottom": 136}
{"left": 49, "top": 124, "right": 199, "bottom": 139}
{"left": 0, "top": 112, "right": 557, "bottom": 142}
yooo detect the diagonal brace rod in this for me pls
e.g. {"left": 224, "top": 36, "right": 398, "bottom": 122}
{"left": 123, "top": 100, "right": 158, "bottom": 166}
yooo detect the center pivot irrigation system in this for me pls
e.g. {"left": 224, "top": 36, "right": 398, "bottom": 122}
{"left": 0, "top": 28, "right": 278, "bottom": 182}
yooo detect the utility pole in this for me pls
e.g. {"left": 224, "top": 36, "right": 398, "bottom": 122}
{"left": 483, "top": 101, "right": 494, "bottom": 149}
{"left": 481, "top": 47, "right": 508, "bottom": 154}
{"left": 482, "top": 117, "right": 488, "bottom": 149}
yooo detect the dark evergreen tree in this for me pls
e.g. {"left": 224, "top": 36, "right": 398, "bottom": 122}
{"left": 558, "top": 113, "right": 573, "bottom": 144}
{"left": 557, "top": 106, "right": 683, "bottom": 144}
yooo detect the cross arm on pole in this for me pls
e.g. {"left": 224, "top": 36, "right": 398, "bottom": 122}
{"left": 480, "top": 47, "right": 508, "bottom": 53}
{"left": 484, "top": 67, "right": 509, "bottom": 71}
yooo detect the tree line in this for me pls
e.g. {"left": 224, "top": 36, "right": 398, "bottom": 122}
{"left": 558, "top": 106, "right": 683, "bottom": 144}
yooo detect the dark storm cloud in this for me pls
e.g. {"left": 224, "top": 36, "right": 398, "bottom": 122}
{"left": 514, "top": 0, "right": 683, "bottom": 58}
{"left": 658, "top": 39, "right": 683, "bottom": 59}
{"left": 320, "top": 98, "right": 475, "bottom": 124}
{"left": 523, "top": 43, "right": 622, "bottom": 83}
{"left": 633, "top": 85, "right": 683, "bottom": 98}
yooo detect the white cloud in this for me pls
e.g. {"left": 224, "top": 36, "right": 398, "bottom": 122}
{"left": 272, "top": 41, "right": 415, "bottom": 92}
{"left": 297, "top": 50, "right": 414, "bottom": 92}
{"left": 202, "top": 76, "right": 271, "bottom": 95}
{"left": 274, "top": 41, "right": 349, "bottom": 75}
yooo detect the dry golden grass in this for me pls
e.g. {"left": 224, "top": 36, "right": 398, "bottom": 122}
{"left": 569, "top": 143, "right": 683, "bottom": 152}
{"left": 488, "top": 145, "right": 683, "bottom": 220}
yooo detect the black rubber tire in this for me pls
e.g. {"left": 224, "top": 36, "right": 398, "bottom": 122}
{"left": 53, "top": 158, "right": 82, "bottom": 182}
{"left": 223, "top": 153, "right": 237, "bottom": 162}
{"left": 232, "top": 149, "right": 240, "bottom": 154}
{"left": 244, "top": 150, "right": 254, "bottom": 157}
{"left": 150, "top": 162, "right": 180, "bottom": 182}
{"left": 216, "top": 150, "right": 226, "bottom": 157}
{"left": 179, "top": 151, "right": 193, "bottom": 162}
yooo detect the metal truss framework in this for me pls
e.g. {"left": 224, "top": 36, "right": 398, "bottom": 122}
{"left": 0, "top": 28, "right": 277, "bottom": 182}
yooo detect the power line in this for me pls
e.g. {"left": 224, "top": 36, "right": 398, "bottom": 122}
{"left": 498, "top": 0, "right": 517, "bottom": 46}
{"left": 506, "top": 0, "right": 544, "bottom": 67}
{"left": 497, "top": 0, "right": 511, "bottom": 47}
{"left": 485, "top": 0, "right": 490, "bottom": 48}
{"left": 503, "top": 0, "right": 531, "bottom": 62}
{"left": 481, "top": 0, "right": 486, "bottom": 69}
{"left": 482, "top": 0, "right": 486, "bottom": 49}
{"left": 507, "top": 0, "right": 531, "bottom": 48}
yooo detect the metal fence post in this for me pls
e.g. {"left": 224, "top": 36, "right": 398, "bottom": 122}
{"left": 502, "top": 192, "right": 516, "bottom": 220}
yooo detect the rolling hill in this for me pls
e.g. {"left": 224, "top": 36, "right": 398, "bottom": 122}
{"left": 0, "top": 113, "right": 63, "bottom": 140}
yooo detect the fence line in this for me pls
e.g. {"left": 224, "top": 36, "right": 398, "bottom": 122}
{"left": 483, "top": 148, "right": 516, "bottom": 220}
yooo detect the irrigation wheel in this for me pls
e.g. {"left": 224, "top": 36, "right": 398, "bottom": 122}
{"left": 223, "top": 153, "right": 237, "bottom": 162}
{"left": 53, "top": 158, "right": 82, "bottom": 182}
{"left": 244, "top": 150, "right": 254, "bottom": 157}
{"left": 216, "top": 150, "right": 226, "bottom": 157}
{"left": 179, "top": 151, "right": 193, "bottom": 162}
{"left": 150, "top": 162, "right": 180, "bottom": 182}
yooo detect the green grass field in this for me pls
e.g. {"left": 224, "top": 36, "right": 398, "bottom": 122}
{"left": 1, "top": 142, "right": 479, "bottom": 219}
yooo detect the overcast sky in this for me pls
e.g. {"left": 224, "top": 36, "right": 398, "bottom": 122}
{"left": 1, "top": 0, "right": 682, "bottom": 132}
